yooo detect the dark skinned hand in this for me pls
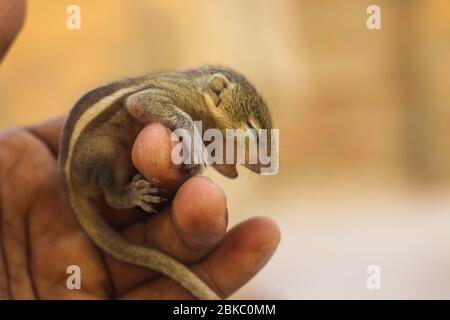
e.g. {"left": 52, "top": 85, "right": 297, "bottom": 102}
{"left": 0, "top": 0, "right": 280, "bottom": 299}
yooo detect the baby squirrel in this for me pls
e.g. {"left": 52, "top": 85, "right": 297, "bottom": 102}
{"left": 58, "top": 66, "right": 272, "bottom": 300}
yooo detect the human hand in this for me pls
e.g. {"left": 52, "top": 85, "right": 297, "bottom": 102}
{"left": 0, "top": 119, "right": 280, "bottom": 299}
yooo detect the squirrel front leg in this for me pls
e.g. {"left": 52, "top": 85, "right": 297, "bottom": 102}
{"left": 126, "top": 89, "right": 207, "bottom": 176}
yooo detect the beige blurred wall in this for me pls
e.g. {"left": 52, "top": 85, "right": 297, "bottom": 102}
{"left": 1, "top": 0, "right": 449, "bottom": 185}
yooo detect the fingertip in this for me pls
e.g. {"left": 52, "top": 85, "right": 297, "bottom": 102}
{"left": 172, "top": 176, "right": 228, "bottom": 250}
{"left": 220, "top": 216, "right": 280, "bottom": 266}
{"left": 245, "top": 216, "right": 281, "bottom": 249}
{"left": 132, "top": 123, "right": 187, "bottom": 191}
{"left": 194, "top": 216, "right": 280, "bottom": 298}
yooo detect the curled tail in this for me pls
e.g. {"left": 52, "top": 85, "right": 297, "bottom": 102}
{"left": 68, "top": 192, "right": 220, "bottom": 300}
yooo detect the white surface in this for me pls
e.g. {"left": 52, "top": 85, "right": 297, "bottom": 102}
{"left": 227, "top": 185, "right": 450, "bottom": 299}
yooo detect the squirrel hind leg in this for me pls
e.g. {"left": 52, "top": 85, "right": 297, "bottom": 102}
{"left": 99, "top": 159, "right": 164, "bottom": 213}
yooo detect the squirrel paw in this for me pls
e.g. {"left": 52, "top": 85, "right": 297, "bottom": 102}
{"left": 131, "top": 174, "right": 166, "bottom": 213}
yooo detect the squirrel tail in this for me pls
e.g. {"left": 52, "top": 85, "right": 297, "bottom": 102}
{"left": 69, "top": 192, "right": 220, "bottom": 300}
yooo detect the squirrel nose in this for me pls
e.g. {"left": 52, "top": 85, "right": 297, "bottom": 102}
{"left": 244, "top": 160, "right": 274, "bottom": 175}
{"left": 213, "top": 164, "right": 238, "bottom": 178}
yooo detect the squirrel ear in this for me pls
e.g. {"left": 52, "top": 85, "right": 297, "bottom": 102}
{"left": 204, "top": 73, "right": 232, "bottom": 107}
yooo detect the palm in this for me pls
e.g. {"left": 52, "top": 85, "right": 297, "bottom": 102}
{"left": 1, "top": 127, "right": 114, "bottom": 298}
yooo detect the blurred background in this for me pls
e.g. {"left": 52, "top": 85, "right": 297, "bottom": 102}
{"left": 1, "top": 0, "right": 450, "bottom": 299}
